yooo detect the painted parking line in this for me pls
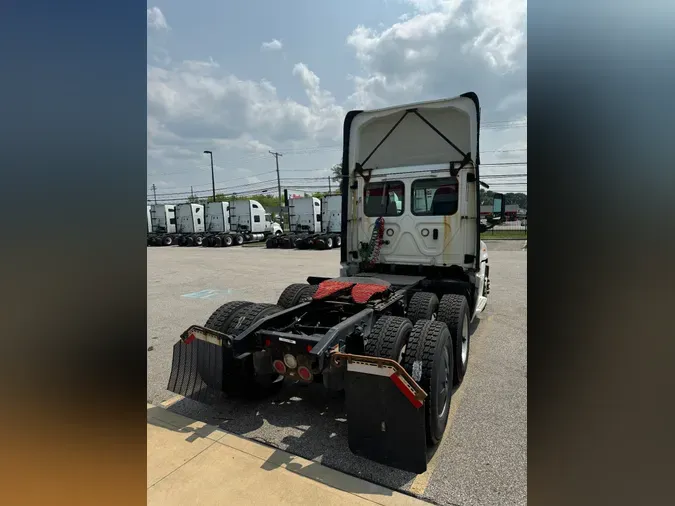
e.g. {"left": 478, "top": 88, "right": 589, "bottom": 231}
{"left": 181, "top": 289, "right": 233, "bottom": 299}
{"left": 160, "top": 395, "right": 184, "bottom": 408}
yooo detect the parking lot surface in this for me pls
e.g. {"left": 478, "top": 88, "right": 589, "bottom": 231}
{"left": 147, "top": 243, "right": 526, "bottom": 506}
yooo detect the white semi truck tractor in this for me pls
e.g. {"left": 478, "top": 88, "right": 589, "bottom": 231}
{"left": 265, "top": 196, "right": 321, "bottom": 249}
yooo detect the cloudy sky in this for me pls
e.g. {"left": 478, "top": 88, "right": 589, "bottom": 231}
{"left": 147, "top": 0, "right": 527, "bottom": 201}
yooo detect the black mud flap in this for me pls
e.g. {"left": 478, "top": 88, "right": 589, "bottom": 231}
{"left": 338, "top": 353, "right": 428, "bottom": 474}
{"left": 166, "top": 326, "right": 230, "bottom": 403}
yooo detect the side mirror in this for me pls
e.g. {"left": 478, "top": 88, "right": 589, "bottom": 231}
{"left": 491, "top": 193, "right": 506, "bottom": 223}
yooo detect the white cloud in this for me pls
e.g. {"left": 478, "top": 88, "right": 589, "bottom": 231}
{"left": 261, "top": 39, "right": 283, "bottom": 51}
{"left": 345, "top": 0, "right": 526, "bottom": 114}
{"left": 147, "top": 0, "right": 526, "bottom": 190}
{"left": 147, "top": 7, "right": 169, "bottom": 31}
{"left": 147, "top": 57, "right": 345, "bottom": 176}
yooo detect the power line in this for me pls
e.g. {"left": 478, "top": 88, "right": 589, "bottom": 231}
{"left": 147, "top": 169, "right": 528, "bottom": 198}
{"left": 148, "top": 122, "right": 528, "bottom": 178}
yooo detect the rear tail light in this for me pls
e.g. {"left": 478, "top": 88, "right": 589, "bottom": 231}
{"left": 297, "top": 366, "right": 312, "bottom": 382}
{"left": 272, "top": 360, "right": 286, "bottom": 374}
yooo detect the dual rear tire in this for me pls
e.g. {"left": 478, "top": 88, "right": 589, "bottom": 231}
{"left": 364, "top": 315, "right": 454, "bottom": 447}
{"left": 407, "top": 291, "right": 471, "bottom": 387}
{"left": 204, "top": 301, "right": 284, "bottom": 398}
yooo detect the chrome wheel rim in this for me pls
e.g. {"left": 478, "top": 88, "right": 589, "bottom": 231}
{"left": 461, "top": 315, "right": 469, "bottom": 364}
{"left": 438, "top": 347, "right": 451, "bottom": 418}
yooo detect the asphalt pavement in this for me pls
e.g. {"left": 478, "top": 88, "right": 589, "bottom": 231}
{"left": 147, "top": 242, "right": 527, "bottom": 506}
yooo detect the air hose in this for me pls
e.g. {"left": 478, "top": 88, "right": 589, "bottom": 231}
{"left": 359, "top": 217, "right": 385, "bottom": 269}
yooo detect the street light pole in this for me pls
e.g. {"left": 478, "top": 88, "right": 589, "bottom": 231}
{"left": 204, "top": 150, "right": 216, "bottom": 202}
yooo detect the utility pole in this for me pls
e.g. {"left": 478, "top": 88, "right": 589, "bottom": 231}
{"left": 151, "top": 184, "right": 157, "bottom": 204}
{"left": 204, "top": 150, "right": 216, "bottom": 202}
{"left": 269, "top": 151, "right": 283, "bottom": 208}
{"left": 328, "top": 177, "right": 331, "bottom": 195}
{"left": 190, "top": 186, "right": 194, "bottom": 201}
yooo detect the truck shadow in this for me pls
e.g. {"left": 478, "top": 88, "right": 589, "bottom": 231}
{"left": 164, "top": 383, "right": 417, "bottom": 495}
{"left": 162, "top": 314, "right": 485, "bottom": 496}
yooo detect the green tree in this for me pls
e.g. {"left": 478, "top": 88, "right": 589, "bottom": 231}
{"left": 331, "top": 163, "right": 342, "bottom": 183}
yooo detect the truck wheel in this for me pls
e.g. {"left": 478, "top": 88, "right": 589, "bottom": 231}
{"left": 223, "top": 235, "right": 233, "bottom": 247}
{"left": 407, "top": 292, "right": 439, "bottom": 324}
{"left": 401, "top": 320, "right": 453, "bottom": 446}
{"left": 222, "top": 303, "right": 285, "bottom": 397}
{"left": 162, "top": 236, "right": 173, "bottom": 246}
{"left": 195, "top": 236, "right": 204, "bottom": 246}
{"left": 363, "top": 316, "right": 412, "bottom": 361}
{"left": 334, "top": 235, "right": 342, "bottom": 247}
{"left": 205, "top": 300, "right": 255, "bottom": 333}
{"left": 177, "top": 236, "right": 187, "bottom": 246}
{"left": 266, "top": 238, "right": 277, "bottom": 249}
{"left": 325, "top": 237, "right": 334, "bottom": 249}
{"left": 212, "top": 236, "right": 222, "bottom": 247}
{"left": 185, "top": 236, "right": 194, "bottom": 247}
{"left": 437, "top": 294, "right": 470, "bottom": 386}
{"left": 235, "top": 234, "right": 244, "bottom": 246}
{"left": 275, "top": 230, "right": 282, "bottom": 236}
{"left": 277, "top": 283, "right": 316, "bottom": 309}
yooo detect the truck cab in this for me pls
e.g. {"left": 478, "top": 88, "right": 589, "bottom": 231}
{"left": 205, "top": 202, "right": 230, "bottom": 233}
{"left": 289, "top": 196, "right": 321, "bottom": 234}
{"left": 175, "top": 203, "right": 205, "bottom": 234}
{"left": 321, "top": 195, "right": 342, "bottom": 234}
{"left": 150, "top": 204, "right": 177, "bottom": 234}
{"left": 264, "top": 213, "right": 283, "bottom": 236}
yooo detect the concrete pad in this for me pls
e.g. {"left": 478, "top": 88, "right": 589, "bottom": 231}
{"left": 147, "top": 417, "right": 218, "bottom": 489}
{"left": 148, "top": 404, "right": 427, "bottom": 506}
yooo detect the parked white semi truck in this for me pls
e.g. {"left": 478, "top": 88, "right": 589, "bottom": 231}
{"left": 147, "top": 204, "right": 177, "bottom": 246}
{"left": 175, "top": 203, "right": 206, "bottom": 246}
{"left": 148, "top": 200, "right": 282, "bottom": 247}
{"left": 147, "top": 203, "right": 206, "bottom": 246}
{"left": 295, "top": 194, "right": 343, "bottom": 250}
{"left": 166, "top": 92, "right": 508, "bottom": 473}
{"left": 201, "top": 199, "right": 283, "bottom": 247}
{"left": 265, "top": 196, "right": 321, "bottom": 249}
{"left": 266, "top": 195, "right": 343, "bottom": 250}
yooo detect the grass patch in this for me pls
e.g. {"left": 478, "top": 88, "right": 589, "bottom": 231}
{"left": 481, "top": 230, "right": 528, "bottom": 239}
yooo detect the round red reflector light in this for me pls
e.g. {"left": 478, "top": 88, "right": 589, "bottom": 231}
{"left": 273, "top": 360, "right": 286, "bottom": 374}
{"left": 297, "top": 366, "right": 312, "bottom": 381}
{"left": 306, "top": 344, "right": 313, "bottom": 353}
{"left": 265, "top": 339, "right": 271, "bottom": 347}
